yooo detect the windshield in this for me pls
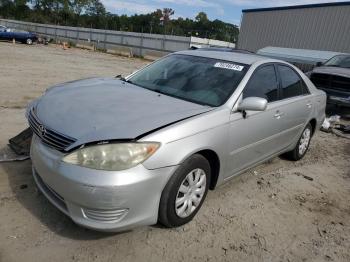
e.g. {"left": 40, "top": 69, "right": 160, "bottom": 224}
{"left": 324, "top": 55, "right": 350, "bottom": 68}
{"left": 128, "top": 54, "right": 248, "bottom": 107}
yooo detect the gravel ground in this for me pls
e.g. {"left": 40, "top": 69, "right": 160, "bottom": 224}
{"left": 0, "top": 42, "right": 349, "bottom": 262}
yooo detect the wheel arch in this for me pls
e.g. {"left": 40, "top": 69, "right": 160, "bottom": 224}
{"left": 309, "top": 118, "right": 317, "bottom": 136}
{"left": 195, "top": 149, "right": 221, "bottom": 190}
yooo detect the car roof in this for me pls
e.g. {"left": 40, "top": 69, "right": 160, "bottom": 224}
{"left": 176, "top": 50, "right": 273, "bottom": 65}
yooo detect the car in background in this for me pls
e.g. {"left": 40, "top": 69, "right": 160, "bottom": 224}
{"left": 0, "top": 26, "right": 38, "bottom": 45}
{"left": 190, "top": 46, "right": 253, "bottom": 54}
{"left": 28, "top": 50, "right": 326, "bottom": 232}
{"left": 307, "top": 54, "right": 350, "bottom": 107}
{"left": 0, "top": 25, "right": 11, "bottom": 32}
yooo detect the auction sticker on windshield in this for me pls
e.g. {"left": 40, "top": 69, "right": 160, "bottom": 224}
{"left": 214, "top": 62, "right": 244, "bottom": 71}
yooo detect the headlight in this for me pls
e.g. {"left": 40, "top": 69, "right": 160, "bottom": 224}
{"left": 62, "top": 142, "right": 160, "bottom": 171}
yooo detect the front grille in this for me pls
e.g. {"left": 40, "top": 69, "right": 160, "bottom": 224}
{"left": 28, "top": 107, "right": 76, "bottom": 151}
{"left": 332, "top": 75, "right": 350, "bottom": 91}
{"left": 82, "top": 208, "right": 128, "bottom": 223}
{"left": 311, "top": 73, "right": 350, "bottom": 92}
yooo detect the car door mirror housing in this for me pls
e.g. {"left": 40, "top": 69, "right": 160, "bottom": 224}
{"left": 237, "top": 97, "right": 268, "bottom": 112}
{"left": 315, "top": 61, "right": 323, "bottom": 67}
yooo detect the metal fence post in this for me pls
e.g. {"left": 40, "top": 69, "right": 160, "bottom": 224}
{"left": 104, "top": 30, "right": 107, "bottom": 50}
{"left": 162, "top": 34, "right": 166, "bottom": 51}
{"left": 140, "top": 31, "right": 144, "bottom": 57}
{"left": 90, "top": 27, "right": 93, "bottom": 47}
{"left": 55, "top": 25, "right": 58, "bottom": 43}
{"left": 76, "top": 29, "right": 79, "bottom": 45}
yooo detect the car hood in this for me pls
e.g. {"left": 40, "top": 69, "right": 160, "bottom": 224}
{"left": 312, "top": 66, "right": 350, "bottom": 78}
{"left": 34, "top": 77, "right": 212, "bottom": 149}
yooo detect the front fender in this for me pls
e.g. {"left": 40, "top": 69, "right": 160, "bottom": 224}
{"left": 140, "top": 108, "right": 230, "bottom": 173}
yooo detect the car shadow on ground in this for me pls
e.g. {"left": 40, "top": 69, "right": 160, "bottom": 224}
{"left": 2, "top": 157, "right": 131, "bottom": 240}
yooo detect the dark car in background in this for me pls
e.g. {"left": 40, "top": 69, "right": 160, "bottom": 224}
{"left": 0, "top": 25, "right": 38, "bottom": 45}
{"left": 307, "top": 54, "right": 350, "bottom": 107}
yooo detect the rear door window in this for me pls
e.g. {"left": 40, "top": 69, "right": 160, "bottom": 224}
{"left": 278, "top": 65, "right": 308, "bottom": 99}
{"left": 243, "top": 65, "right": 279, "bottom": 102}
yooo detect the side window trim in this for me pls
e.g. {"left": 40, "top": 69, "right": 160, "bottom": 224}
{"left": 241, "top": 62, "right": 281, "bottom": 104}
{"left": 275, "top": 63, "right": 310, "bottom": 100}
{"left": 273, "top": 63, "right": 282, "bottom": 101}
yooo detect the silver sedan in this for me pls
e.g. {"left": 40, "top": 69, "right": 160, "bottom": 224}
{"left": 28, "top": 50, "right": 326, "bottom": 231}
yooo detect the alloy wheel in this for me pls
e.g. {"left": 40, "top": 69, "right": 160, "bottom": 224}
{"left": 299, "top": 127, "right": 311, "bottom": 155}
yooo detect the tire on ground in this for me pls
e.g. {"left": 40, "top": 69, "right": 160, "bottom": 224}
{"left": 283, "top": 123, "right": 313, "bottom": 161}
{"left": 158, "top": 154, "right": 211, "bottom": 228}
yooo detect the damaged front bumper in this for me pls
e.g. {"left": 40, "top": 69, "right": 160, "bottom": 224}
{"left": 30, "top": 135, "right": 177, "bottom": 232}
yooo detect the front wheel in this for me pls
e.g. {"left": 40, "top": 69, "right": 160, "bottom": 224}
{"left": 284, "top": 123, "right": 312, "bottom": 161}
{"left": 26, "top": 38, "right": 33, "bottom": 45}
{"left": 158, "top": 154, "right": 210, "bottom": 228}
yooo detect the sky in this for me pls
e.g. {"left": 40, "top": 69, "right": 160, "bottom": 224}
{"left": 101, "top": 0, "right": 346, "bottom": 25}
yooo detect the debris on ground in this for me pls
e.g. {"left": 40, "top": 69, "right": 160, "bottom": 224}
{"left": 321, "top": 118, "right": 331, "bottom": 130}
{"left": 295, "top": 195, "right": 307, "bottom": 204}
{"left": 20, "top": 184, "right": 28, "bottom": 190}
{"left": 0, "top": 127, "right": 32, "bottom": 162}
{"left": 269, "top": 193, "right": 277, "bottom": 199}
{"left": 321, "top": 115, "right": 350, "bottom": 139}
{"left": 0, "top": 146, "right": 29, "bottom": 162}
{"left": 321, "top": 115, "right": 340, "bottom": 132}
{"left": 294, "top": 172, "right": 314, "bottom": 181}
{"left": 332, "top": 125, "right": 350, "bottom": 139}
{"left": 8, "top": 127, "right": 32, "bottom": 156}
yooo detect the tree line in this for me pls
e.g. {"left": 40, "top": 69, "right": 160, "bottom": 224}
{"left": 0, "top": 0, "right": 239, "bottom": 42}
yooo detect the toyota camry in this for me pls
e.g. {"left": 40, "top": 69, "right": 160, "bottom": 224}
{"left": 28, "top": 50, "right": 326, "bottom": 231}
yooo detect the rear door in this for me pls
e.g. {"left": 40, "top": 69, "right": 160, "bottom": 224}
{"left": 275, "top": 64, "right": 313, "bottom": 148}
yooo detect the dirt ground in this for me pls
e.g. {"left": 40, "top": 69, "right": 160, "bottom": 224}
{"left": 0, "top": 42, "right": 349, "bottom": 262}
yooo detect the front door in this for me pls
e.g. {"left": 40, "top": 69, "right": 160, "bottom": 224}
{"left": 226, "top": 64, "right": 285, "bottom": 178}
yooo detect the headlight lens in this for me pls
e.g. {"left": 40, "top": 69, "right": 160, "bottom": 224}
{"left": 62, "top": 142, "right": 160, "bottom": 171}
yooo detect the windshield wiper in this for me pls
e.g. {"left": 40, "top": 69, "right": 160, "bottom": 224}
{"left": 150, "top": 88, "right": 164, "bottom": 95}
{"left": 116, "top": 75, "right": 132, "bottom": 83}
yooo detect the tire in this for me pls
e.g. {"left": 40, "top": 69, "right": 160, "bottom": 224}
{"left": 26, "top": 38, "right": 33, "bottom": 45}
{"left": 158, "top": 154, "right": 211, "bottom": 228}
{"left": 284, "top": 123, "right": 313, "bottom": 161}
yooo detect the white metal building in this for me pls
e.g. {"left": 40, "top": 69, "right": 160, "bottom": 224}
{"left": 237, "top": 2, "right": 350, "bottom": 53}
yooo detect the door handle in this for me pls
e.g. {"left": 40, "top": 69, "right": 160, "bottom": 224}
{"left": 306, "top": 102, "right": 312, "bottom": 108}
{"left": 274, "top": 111, "right": 284, "bottom": 119}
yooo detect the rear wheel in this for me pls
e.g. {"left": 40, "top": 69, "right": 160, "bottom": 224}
{"left": 26, "top": 38, "right": 33, "bottom": 45}
{"left": 284, "top": 123, "right": 312, "bottom": 161}
{"left": 158, "top": 154, "right": 210, "bottom": 227}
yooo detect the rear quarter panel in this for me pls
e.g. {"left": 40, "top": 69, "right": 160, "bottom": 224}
{"left": 292, "top": 64, "right": 327, "bottom": 131}
{"left": 311, "top": 90, "right": 327, "bottom": 130}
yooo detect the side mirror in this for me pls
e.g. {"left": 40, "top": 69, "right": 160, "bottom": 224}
{"left": 316, "top": 61, "right": 323, "bottom": 67}
{"left": 238, "top": 97, "right": 268, "bottom": 112}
